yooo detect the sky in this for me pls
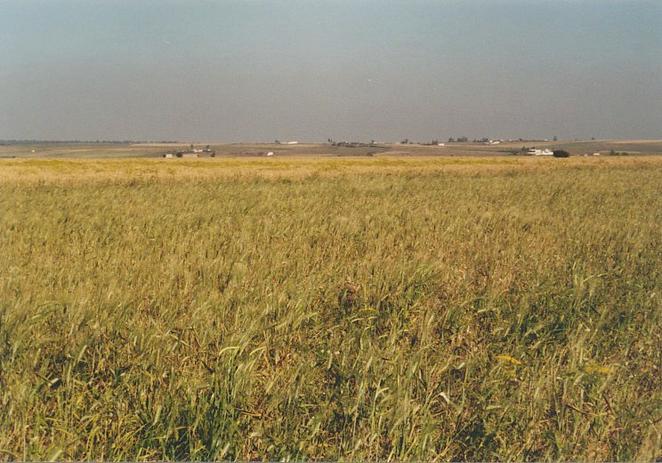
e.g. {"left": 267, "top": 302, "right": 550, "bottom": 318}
{"left": 1, "top": 0, "right": 661, "bottom": 142}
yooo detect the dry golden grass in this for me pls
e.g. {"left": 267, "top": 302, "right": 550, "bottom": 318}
{"left": 0, "top": 156, "right": 660, "bottom": 460}
{"left": 1, "top": 156, "right": 658, "bottom": 184}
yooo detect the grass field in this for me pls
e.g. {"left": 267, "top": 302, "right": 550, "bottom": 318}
{"left": 1, "top": 157, "right": 660, "bottom": 460}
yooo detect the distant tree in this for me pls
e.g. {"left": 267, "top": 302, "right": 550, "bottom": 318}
{"left": 553, "top": 135, "right": 558, "bottom": 141}
{"left": 401, "top": 138, "right": 409, "bottom": 144}
{"left": 608, "top": 149, "right": 628, "bottom": 156}
{"left": 553, "top": 150, "right": 570, "bottom": 158}
{"left": 448, "top": 137, "right": 455, "bottom": 143}
{"left": 457, "top": 136, "right": 468, "bottom": 143}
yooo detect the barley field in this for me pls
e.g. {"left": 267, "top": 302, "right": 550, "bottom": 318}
{"left": 0, "top": 157, "right": 660, "bottom": 461}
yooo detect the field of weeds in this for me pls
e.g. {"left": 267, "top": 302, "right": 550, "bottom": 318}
{"left": 0, "top": 157, "right": 660, "bottom": 460}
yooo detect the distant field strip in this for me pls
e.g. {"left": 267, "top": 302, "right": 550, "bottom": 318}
{"left": 1, "top": 156, "right": 659, "bottom": 184}
{"left": 0, "top": 157, "right": 660, "bottom": 460}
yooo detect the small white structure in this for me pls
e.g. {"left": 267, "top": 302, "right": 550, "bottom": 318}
{"left": 164, "top": 153, "right": 174, "bottom": 158}
{"left": 528, "top": 148, "right": 553, "bottom": 156}
{"left": 286, "top": 141, "right": 299, "bottom": 145}
{"left": 593, "top": 152, "right": 601, "bottom": 156}
{"left": 437, "top": 143, "right": 445, "bottom": 146}
{"left": 266, "top": 151, "right": 275, "bottom": 156}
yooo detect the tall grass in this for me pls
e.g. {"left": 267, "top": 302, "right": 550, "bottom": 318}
{"left": 0, "top": 158, "right": 660, "bottom": 460}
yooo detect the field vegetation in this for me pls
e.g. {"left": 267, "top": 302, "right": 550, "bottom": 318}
{"left": 0, "top": 157, "right": 660, "bottom": 460}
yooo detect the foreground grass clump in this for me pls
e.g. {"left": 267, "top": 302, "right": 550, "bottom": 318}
{"left": 0, "top": 157, "right": 660, "bottom": 460}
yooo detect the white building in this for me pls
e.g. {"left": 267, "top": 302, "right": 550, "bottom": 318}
{"left": 528, "top": 148, "right": 553, "bottom": 156}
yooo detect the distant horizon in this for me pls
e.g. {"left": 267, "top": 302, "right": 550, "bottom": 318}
{"left": 2, "top": 0, "right": 661, "bottom": 141}
{"left": 4, "top": 136, "right": 662, "bottom": 145}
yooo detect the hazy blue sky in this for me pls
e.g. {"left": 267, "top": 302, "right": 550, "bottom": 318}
{"left": 1, "top": 0, "right": 661, "bottom": 142}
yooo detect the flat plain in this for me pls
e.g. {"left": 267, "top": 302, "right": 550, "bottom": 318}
{"left": 3, "top": 138, "right": 662, "bottom": 159}
{"left": 0, "top": 155, "right": 660, "bottom": 460}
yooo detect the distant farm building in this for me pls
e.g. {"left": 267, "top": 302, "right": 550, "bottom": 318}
{"left": 163, "top": 144, "right": 215, "bottom": 158}
{"left": 528, "top": 148, "right": 553, "bottom": 156}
